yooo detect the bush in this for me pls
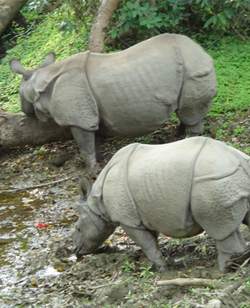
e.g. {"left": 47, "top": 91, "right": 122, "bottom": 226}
{"left": 108, "top": 0, "right": 249, "bottom": 43}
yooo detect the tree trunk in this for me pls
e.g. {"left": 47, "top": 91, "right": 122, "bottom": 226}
{"left": 0, "top": 111, "right": 72, "bottom": 153}
{"left": 88, "top": 0, "right": 121, "bottom": 52}
{"left": 0, "top": 0, "right": 28, "bottom": 37}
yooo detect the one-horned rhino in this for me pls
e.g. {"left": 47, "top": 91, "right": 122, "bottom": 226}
{"left": 73, "top": 137, "right": 250, "bottom": 272}
{"left": 9, "top": 34, "right": 217, "bottom": 170}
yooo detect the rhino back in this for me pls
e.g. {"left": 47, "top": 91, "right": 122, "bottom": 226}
{"left": 103, "top": 137, "right": 207, "bottom": 237}
{"left": 87, "top": 34, "right": 183, "bottom": 136}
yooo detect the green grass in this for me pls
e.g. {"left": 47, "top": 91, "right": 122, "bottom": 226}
{"left": 207, "top": 37, "right": 250, "bottom": 117}
{"left": 0, "top": 4, "right": 89, "bottom": 112}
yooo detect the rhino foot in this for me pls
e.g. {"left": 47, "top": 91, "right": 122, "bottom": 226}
{"left": 84, "top": 163, "right": 102, "bottom": 179}
{"left": 216, "top": 229, "right": 246, "bottom": 272}
{"left": 121, "top": 224, "right": 166, "bottom": 271}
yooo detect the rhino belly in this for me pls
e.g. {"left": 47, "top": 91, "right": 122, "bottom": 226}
{"left": 98, "top": 102, "right": 175, "bottom": 137}
{"left": 87, "top": 37, "right": 183, "bottom": 137}
{"left": 140, "top": 206, "right": 203, "bottom": 238}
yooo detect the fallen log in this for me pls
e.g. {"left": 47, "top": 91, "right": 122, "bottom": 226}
{"left": 0, "top": 111, "right": 72, "bottom": 153}
{"left": 156, "top": 278, "right": 224, "bottom": 289}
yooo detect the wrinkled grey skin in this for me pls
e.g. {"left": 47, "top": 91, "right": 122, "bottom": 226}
{"left": 9, "top": 34, "right": 217, "bottom": 169}
{"left": 73, "top": 137, "right": 250, "bottom": 272}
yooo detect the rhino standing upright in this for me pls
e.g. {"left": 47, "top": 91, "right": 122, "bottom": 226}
{"left": 10, "top": 34, "right": 217, "bottom": 169}
{"left": 73, "top": 137, "right": 250, "bottom": 272}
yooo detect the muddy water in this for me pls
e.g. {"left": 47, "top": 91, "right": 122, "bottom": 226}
{"left": 0, "top": 191, "right": 46, "bottom": 265}
{"left": 0, "top": 187, "right": 55, "bottom": 288}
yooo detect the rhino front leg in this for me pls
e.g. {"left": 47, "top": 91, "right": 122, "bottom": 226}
{"left": 121, "top": 224, "right": 166, "bottom": 271}
{"left": 216, "top": 229, "right": 246, "bottom": 272}
{"left": 70, "top": 127, "right": 97, "bottom": 169}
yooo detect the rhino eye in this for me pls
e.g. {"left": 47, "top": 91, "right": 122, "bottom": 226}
{"left": 77, "top": 227, "right": 81, "bottom": 232}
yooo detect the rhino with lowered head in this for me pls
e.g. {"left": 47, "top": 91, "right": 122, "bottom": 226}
{"left": 9, "top": 34, "right": 217, "bottom": 170}
{"left": 73, "top": 137, "right": 250, "bottom": 272}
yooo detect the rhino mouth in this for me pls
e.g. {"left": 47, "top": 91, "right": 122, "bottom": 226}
{"left": 74, "top": 245, "right": 107, "bottom": 257}
{"left": 74, "top": 247, "right": 84, "bottom": 258}
{"left": 73, "top": 246, "right": 91, "bottom": 257}
{"left": 73, "top": 244, "right": 100, "bottom": 256}
{"left": 73, "top": 244, "right": 89, "bottom": 255}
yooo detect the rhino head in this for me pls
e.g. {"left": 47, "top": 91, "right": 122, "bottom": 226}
{"left": 9, "top": 53, "right": 56, "bottom": 120}
{"left": 73, "top": 178, "right": 115, "bottom": 256}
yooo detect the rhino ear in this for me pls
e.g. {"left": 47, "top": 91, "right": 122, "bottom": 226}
{"left": 9, "top": 60, "right": 32, "bottom": 80}
{"left": 39, "top": 52, "right": 55, "bottom": 68}
{"left": 79, "top": 177, "right": 92, "bottom": 199}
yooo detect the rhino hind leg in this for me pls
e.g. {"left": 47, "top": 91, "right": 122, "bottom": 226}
{"left": 121, "top": 224, "right": 166, "bottom": 272}
{"left": 184, "top": 121, "right": 204, "bottom": 136}
{"left": 177, "top": 120, "right": 204, "bottom": 137}
{"left": 216, "top": 229, "right": 246, "bottom": 272}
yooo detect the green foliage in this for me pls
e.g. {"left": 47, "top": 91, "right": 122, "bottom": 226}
{"left": 109, "top": 0, "right": 191, "bottom": 40}
{"left": 26, "top": 0, "right": 49, "bottom": 14}
{"left": 138, "top": 264, "right": 154, "bottom": 279}
{"left": 34, "top": 147, "right": 47, "bottom": 156}
{"left": 0, "top": 3, "right": 88, "bottom": 112}
{"left": 197, "top": 0, "right": 250, "bottom": 35}
{"left": 122, "top": 261, "right": 135, "bottom": 273}
{"left": 108, "top": 0, "right": 249, "bottom": 42}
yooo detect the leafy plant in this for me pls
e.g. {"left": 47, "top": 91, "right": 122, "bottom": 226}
{"left": 196, "top": 0, "right": 250, "bottom": 35}
{"left": 124, "top": 290, "right": 137, "bottom": 303}
{"left": 108, "top": 0, "right": 250, "bottom": 43}
{"left": 27, "top": 0, "right": 49, "bottom": 14}
{"left": 109, "top": 0, "right": 190, "bottom": 40}
{"left": 122, "top": 261, "right": 135, "bottom": 273}
{"left": 139, "top": 263, "right": 154, "bottom": 279}
{"left": 34, "top": 147, "right": 47, "bottom": 156}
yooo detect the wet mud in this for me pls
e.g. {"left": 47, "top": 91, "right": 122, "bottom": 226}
{"left": 0, "top": 130, "right": 250, "bottom": 308}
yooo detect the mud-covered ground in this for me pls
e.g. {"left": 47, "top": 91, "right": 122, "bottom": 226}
{"left": 0, "top": 121, "right": 250, "bottom": 308}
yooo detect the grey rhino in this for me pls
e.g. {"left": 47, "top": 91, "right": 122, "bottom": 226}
{"left": 9, "top": 34, "right": 217, "bottom": 170}
{"left": 73, "top": 137, "right": 250, "bottom": 272}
